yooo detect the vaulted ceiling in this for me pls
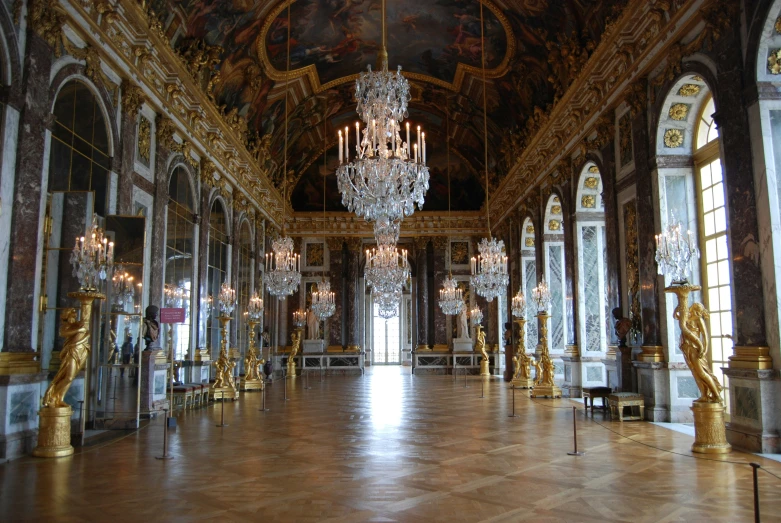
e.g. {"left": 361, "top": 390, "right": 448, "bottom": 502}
{"left": 155, "top": 0, "right": 623, "bottom": 212}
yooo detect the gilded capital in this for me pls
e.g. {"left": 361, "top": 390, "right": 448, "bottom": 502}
{"left": 413, "top": 236, "right": 430, "bottom": 252}
{"left": 326, "top": 237, "right": 344, "bottom": 252}
{"left": 156, "top": 115, "right": 176, "bottom": 151}
{"left": 201, "top": 158, "right": 218, "bottom": 187}
{"left": 122, "top": 81, "right": 144, "bottom": 116}
{"left": 345, "top": 238, "right": 363, "bottom": 252}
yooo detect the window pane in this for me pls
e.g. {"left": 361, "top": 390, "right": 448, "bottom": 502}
{"left": 718, "top": 260, "right": 730, "bottom": 285}
{"left": 716, "top": 235, "right": 729, "bottom": 260}
{"left": 711, "top": 337, "right": 723, "bottom": 360}
{"left": 705, "top": 238, "right": 717, "bottom": 261}
{"left": 704, "top": 212, "right": 715, "bottom": 237}
{"left": 710, "top": 159, "right": 722, "bottom": 183}
{"left": 719, "top": 287, "right": 732, "bottom": 312}
{"left": 700, "top": 164, "right": 711, "bottom": 188}
{"left": 714, "top": 207, "right": 727, "bottom": 233}
{"left": 712, "top": 183, "right": 725, "bottom": 208}
{"left": 708, "top": 287, "right": 720, "bottom": 311}
{"left": 707, "top": 263, "right": 719, "bottom": 287}
{"left": 702, "top": 187, "right": 714, "bottom": 212}
{"left": 721, "top": 312, "right": 733, "bottom": 336}
{"left": 710, "top": 313, "right": 721, "bottom": 336}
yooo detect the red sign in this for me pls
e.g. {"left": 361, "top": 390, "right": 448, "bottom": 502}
{"left": 160, "top": 308, "right": 185, "bottom": 324}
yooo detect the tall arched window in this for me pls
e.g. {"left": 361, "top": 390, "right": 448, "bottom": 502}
{"left": 520, "top": 217, "right": 538, "bottom": 349}
{"left": 695, "top": 96, "right": 733, "bottom": 406}
{"left": 165, "top": 166, "right": 195, "bottom": 359}
{"left": 49, "top": 81, "right": 110, "bottom": 215}
{"left": 237, "top": 220, "right": 253, "bottom": 360}
{"left": 207, "top": 200, "right": 230, "bottom": 358}
{"left": 543, "top": 195, "right": 566, "bottom": 357}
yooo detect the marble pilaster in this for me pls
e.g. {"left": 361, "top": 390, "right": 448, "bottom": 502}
{"left": 3, "top": 33, "right": 53, "bottom": 353}
{"left": 596, "top": 144, "right": 622, "bottom": 347}
{"left": 345, "top": 239, "right": 362, "bottom": 349}
{"left": 148, "top": 116, "right": 171, "bottom": 313}
{"left": 326, "top": 238, "right": 344, "bottom": 348}
{"left": 117, "top": 90, "right": 141, "bottom": 215}
{"left": 414, "top": 237, "right": 430, "bottom": 349}
{"left": 431, "top": 236, "right": 448, "bottom": 348}
{"left": 196, "top": 183, "right": 211, "bottom": 351}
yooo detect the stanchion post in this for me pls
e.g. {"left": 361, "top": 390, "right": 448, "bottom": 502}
{"left": 567, "top": 406, "right": 584, "bottom": 456}
{"left": 453, "top": 361, "right": 457, "bottom": 383}
{"left": 464, "top": 367, "right": 468, "bottom": 388}
{"left": 155, "top": 409, "right": 173, "bottom": 459}
{"left": 481, "top": 378, "right": 484, "bottom": 398}
{"left": 216, "top": 398, "right": 228, "bottom": 427}
{"left": 284, "top": 369, "right": 288, "bottom": 401}
{"left": 750, "top": 462, "right": 760, "bottom": 523}
{"left": 508, "top": 385, "right": 518, "bottom": 417}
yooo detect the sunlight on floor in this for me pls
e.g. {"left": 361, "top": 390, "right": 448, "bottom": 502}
{"left": 368, "top": 366, "right": 404, "bottom": 430}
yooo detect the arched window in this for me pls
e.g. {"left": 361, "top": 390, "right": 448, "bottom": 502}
{"left": 694, "top": 95, "right": 732, "bottom": 406}
{"left": 520, "top": 217, "right": 538, "bottom": 350}
{"left": 575, "top": 164, "right": 608, "bottom": 384}
{"left": 165, "top": 166, "right": 195, "bottom": 360}
{"left": 49, "top": 81, "right": 110, "bottom": 215}
{"left": 237, "top": 220, "right": 253, "bottom": 360}
{"left": 543, "top": 195, "right": 566, "bottom": 358}
{"left": 207, "top": 199, "right": 230, "bottom": 358}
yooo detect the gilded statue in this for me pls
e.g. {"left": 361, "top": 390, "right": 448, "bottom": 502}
{"left": 530, "top": 357, "right": 542, "bottom": 385}
{"left": 512, "top": 335, "right": 531, "bottom": 383}
{"left": 535, "top": 350, "right": 555, "bottom": 387}
{"left": 475, "top": 325, "right": 487, "bottom": 362}
{"left": 290, "top": 328, "right": 302, "bottom": 360}
{"left": 244, "top": 348, "right": 263, "bottom": 382}
{"left": 42, "top": 307, "right": 91, "bottom": 408}
{"left": 668, "top": 285, "right": 722, "bottom": 403}
{"left": 212, "top": 352, "right": 236, "bottom": 390}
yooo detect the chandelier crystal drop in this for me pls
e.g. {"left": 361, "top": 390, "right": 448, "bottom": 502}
{"left": 532, "top": 278, "right": 552, "bottom": 313}
{"left": 293, "top": 309, "right": 307, "bottom": 328}
{"left": 265, "top": 236, "right": 301, "bottom": 299}
{"left": 469, "top": 305, "right": 483, "bottom": 326}
{"left": 511, "top": 288, "right": 526, "bottom": 318}
{"left": 365, "top": 241, "right": 410, "bottom": 319}
{"left": 470, "top": 237, "right": 509, "bottom": 302}
{"left": 70, "top": 214, "right": 114, "bottom": 291}
{"left": 217, "top": 283, "right": 236, "bottom": 316}
{"left": 438, "top": 275, "right": 464, "bottom": 316}
{"left": 375, "top": 287, "right": 402, "bottom": 319}
{"left": 655, "top": 222, "right": 699, "bottom": 284}
{"left": 247, "top": 292, "right": 264, "bottom": 321}
{"left": 311, "top": 279, "right": 336, "bottom": 320}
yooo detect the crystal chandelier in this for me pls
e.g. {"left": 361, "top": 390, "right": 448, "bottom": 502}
{"left": 70, "top": 214, "right": 114, "bottom": 291}
{"left": 375, "top": 287, "right": 402, "bottom": 319}
{"left": 311, "top": 279, "right": 336, "bottom": 320}
{"left": 247, "top": 292, "right": 264, "bottom": 321}
{"left": 532, "top": 277, "right": 552, "bottom": 313}
{"left": 471, "top": 238, "right": 508, "bottom": 302}
{"left": 265, "top": 236, "right": 301, "bottom": 299}
{"left": 366, "top": 241, "right": 409, "bottom": 319}
{"left": 265, "top": 5, "right": 300, "bottom": 299}
{"left": 112, "top": 267, "right": 134, "bottom": 308}
{"left": 655, "top": 222, "right": 699, "bottom": 284}
{"left": 218, "top": 282, "right": 236, "bottom": 316}
{"left": 439, "top": 275, "right": 464, "bottom": 316}
{"left": 293, "top": 309, "right": 306, "bottom": 328}
{"left": 511, "top": 288, "right": 526, "bottom": 318}
{"left": 469, "top": 305, "right": 483, "bottom": 326}
{"left": 164, "top": 284, "right": 185, "bottom": 308}
{"left": 335, "top": 0, "right": 429, "bottom": 229}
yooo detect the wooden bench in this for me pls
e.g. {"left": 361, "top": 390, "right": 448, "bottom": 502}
{"left": 170, "top": 385, "right": 195, "bottom": 411}
{"left": 582, "top": 386, "right": 612, "bottom": 412}
{"left": 184, "top": 383, "right": 204, "bottom": 408}
{"left": 608, "top": 392, "right": 645, "bottom": 421}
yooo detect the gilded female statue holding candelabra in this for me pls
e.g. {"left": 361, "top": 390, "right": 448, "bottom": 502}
{"left": 42, "top": 307, "right": 91, "bottom": 408}
{"left": 288, "top": 327, "right": 302, "bottom": 376}
{"left": 476, "top": 325, "right": 490, "bottom": 376}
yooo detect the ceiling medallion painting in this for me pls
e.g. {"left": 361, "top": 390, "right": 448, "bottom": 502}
{"left": 260, "top": 0, "right": 513, "bottom": 91}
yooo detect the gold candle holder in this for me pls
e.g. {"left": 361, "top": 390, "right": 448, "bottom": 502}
{"left": 240, "top": 319, "right": 264, "bottom": 391}
{"left": 511, "top": 318, "right": 533, "bottom": 389}
{"left": 530, "top": 310, "right": 561, "bottom": 398}
{"left": 211, "top": 315, "right": 237, "bottom": 400}
{"left": 665, "top": 283, "right": 731, "bottom": 454}
{"left": 34, "top": 290, "right": 104, "bottom": 458}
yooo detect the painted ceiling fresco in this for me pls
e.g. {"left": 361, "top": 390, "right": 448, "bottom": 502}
{"left": 161, "top": 0, "right": 623, "bottom": 211}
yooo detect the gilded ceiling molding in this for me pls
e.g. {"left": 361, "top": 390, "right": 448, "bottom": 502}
{"left": 60, "top": 0, "right": 284, "bottom": 227}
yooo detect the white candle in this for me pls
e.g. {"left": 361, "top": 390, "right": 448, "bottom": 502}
{"left": 355, "top": 122, "right": 360, "bottom": 151}
{"left": 344, "top": 127, "right": 349, "bottom": 162}
{"left": 406, "top": 122, "right": 410, "bottom": 153}
{"left": 414, "top": 143, "right": 418, "bottom": 163}
{"left": 338, "top": 130, "right": 343, "bottom": 164}
{"left": 422, "top": 132, "right": 426, "bottom": 164}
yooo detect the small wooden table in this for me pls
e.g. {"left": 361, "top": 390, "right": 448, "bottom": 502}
{"left": 582, "top": 386, "right": 611, "bottom": 412}
{"left": 608, "top": 392, "right": 645, "bottom": 421}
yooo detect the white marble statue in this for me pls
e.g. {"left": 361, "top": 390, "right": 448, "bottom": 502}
{"left": 457, "top": 308, "right": 470, "bottom": 339}
{"left": 306, "top": 309, "right": 320, "bottom": 340}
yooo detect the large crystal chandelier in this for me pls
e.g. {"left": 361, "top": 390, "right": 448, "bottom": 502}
{"left": 336, "top": 0, "right": 429, "bottom": 229}
{"left": 265, "top": 5, "right": 300, "bottom": 299}
{"left": 311, "top": 279, "right": 336, "bottom": 320}
{"left": 366, "top": 241, "right": 409, "bottom": 319}
{"left": 70, "top": 214, "right": 114, "bottom": 291}
{"left": 655, "top": 221, "right": 699, "bottom": 284}
{"left": 470, "top": 4, "right": 508, "bottom": 303}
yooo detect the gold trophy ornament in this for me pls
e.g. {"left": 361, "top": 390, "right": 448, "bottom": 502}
{"left": 656, "top": 223, "right": 730, "bottom": 454}
{"left": 34, "top": 216, "right": 112, "bottom": 458}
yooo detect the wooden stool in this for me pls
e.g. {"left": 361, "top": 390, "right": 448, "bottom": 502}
{"left": 582, "top": 386, "right": 611, "bottom": 412}
{"left": 608, "top": 392, "right": 645, "bottom": 421}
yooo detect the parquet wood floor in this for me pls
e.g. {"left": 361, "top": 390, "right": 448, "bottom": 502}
{"left": 2, "top": 366, "right": 781, "bottom": 522}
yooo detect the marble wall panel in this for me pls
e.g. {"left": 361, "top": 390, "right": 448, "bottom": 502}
{"left": 582, "top": 226, "right": 601, "bottom": 352}
{"left": 548, "top": 244, "right": 564, "bottom": 352}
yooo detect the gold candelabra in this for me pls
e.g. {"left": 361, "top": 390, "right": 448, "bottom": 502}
{"left": 211, "top": 314, "right": 237, "bottom": 400}
{"left": 666, "top": 283, "right": 731, "bottom": 454}
{"left": 511, "top": 318, "right": 533, "bottom": 388}
{"left": 240, "top": 318, "right": 264, "bottom": 391}
{"left": 34, "top": 290, "right": 105, "bottom": 458}
{"left": 530, "top": 310, "right": 561, "bottom": 398}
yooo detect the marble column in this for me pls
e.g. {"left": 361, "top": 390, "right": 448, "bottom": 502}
{"left": 148, "top": 116, "right": 172, "bottom": 313}
{"left": 326, "top": 238, "right": 344, "bottom": 348}
{"left": 506, "top": 217, "right": 522, "bottom": 380}
{"left": 632, "top": 102, "right": 664, "bottom": 362}
{"left": 195, "top": 183, "right": 211, "bottom": 351}
{"left": 229, "top": 202, "right": 240, "bottom": 349}
{"left": 117, "top": 83, "right": 142, "bottom": 215}
{"left": 561, "top": 178, "right": 579, "bottom": 358}
{"left": 345, "top": 239, "right": 363, "bottom": 349}
{"left": 413, "top": 237, "right": 430, "bottom": 350}
{"left": 3, "top": 33, "right": 54, "bottom": 353}
{"left": 431, "top": 236, "right": 448, "bottom": 349}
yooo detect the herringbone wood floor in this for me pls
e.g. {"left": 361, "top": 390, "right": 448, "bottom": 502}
{"left": 2, "top": 367, "right": 780, "bottom": 522}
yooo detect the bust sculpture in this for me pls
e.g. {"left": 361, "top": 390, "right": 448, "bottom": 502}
{"left": 140, "top": 305, "right": 160, "bottom": 350}
{"left": 612, "top": 307, "right": 632, "bottom": 347}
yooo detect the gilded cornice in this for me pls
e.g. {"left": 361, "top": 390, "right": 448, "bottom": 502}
{"left": 489, "top": 0, "right": 718, "bottom": 228}
{"left": 59, "top": 0, "right": 284, "bottom": 228}
{"left": 286, "top": 212, "right": 487, "bottom": 238}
